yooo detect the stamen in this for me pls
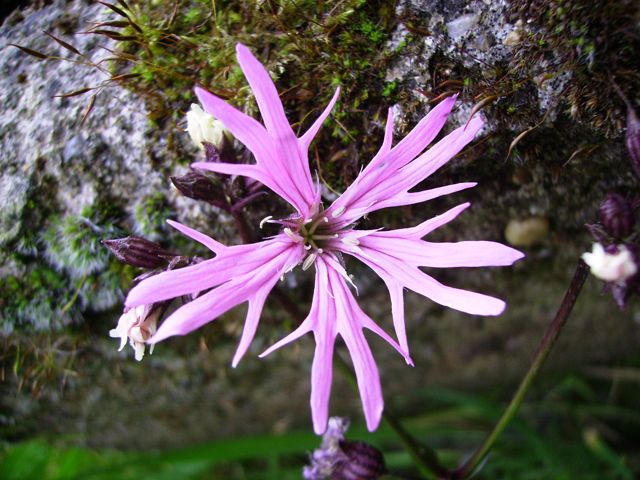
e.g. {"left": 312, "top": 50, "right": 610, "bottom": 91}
{"left": 259, "top": 216, "right": 273, "bottom": 229}
{"left": 313, "top": 234, "right": 339, "bottom": 240}
{"left": 308, "top": 216, "right": 329, "bottom": 235}
{"left": 342, "top": 236, "right": 360, "bottom": 246}
{"left": 331, "top": 206, "right": 346, "bottom": 218}
{"left": 302, "top": 253, "right": 317, "bottom": 271}
{"left": 284, "top": 227, "right": 303, "bottom": 243}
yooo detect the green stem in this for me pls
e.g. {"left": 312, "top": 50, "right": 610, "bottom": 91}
{"left": 334, "top": 355, "right": 448, "bottom": 479}
{"left": 452, "top": 259, "right": 590, "bottom": 479}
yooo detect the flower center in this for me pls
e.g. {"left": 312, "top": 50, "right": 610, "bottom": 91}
{"left": 274, "top": 207, "right": 348, "bottom": 270}
{"left": 261, "top": 206, "right": 358, "bottom": 272}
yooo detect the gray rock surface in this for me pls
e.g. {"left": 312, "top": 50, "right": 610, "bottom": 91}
{"left": 0, "top": 0, "right": 220, "bottom": 333}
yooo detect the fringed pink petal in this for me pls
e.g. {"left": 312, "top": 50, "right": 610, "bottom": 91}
{"left": 126, "top": 239, "right": 291, "bottom": 308}
{"left": 330, "top": 269, "right": 384, "bottom": 432}
{"left": 300, "top": 87, "right": 341, "bottom": 150}
{"left": 167, "top": 219, "right": 226, "bottom": 254}
{"left": 310, "top": 264, "right": 338, "bottom": 434}
{"left": 234, "top": 44, "right": 323, "bottom": 214}
{"left": 150, "top": 280, "right": 255, "bottom": 342}
{"left": 381, "top": 95, "right": 456, "bottom": 172}
{"left": 232, "top": 278, "right": 278, "bottom": 367}
{"left": 371, "top": 182, "right": 476, "bottom": 211}
{"left": 125, "top": 257, "right": 225, "bottom": 308}
{"left": 398, "top": 116, "right": 484, "bottom": 190}
{"left": 381, "top": 107, "right": 395, "bottom": 154}
{"left": 259, "top": 319, "right": 313, "bottom": 358}
{"left": 373, "top": 203, "right": 471, "bottom": 239}
{"left": 370, "top": 239, "right": 525, "bottom": 268}
{"left": 150, "top": 244, "right": 303, "bottom": 343}
{"left": 192, "top": 161, "right": 272, "bottom": 185}
{"left": 235, "top": 44, "right": 294, "bottom": 139}
{"left": 359, "top": 107, "right": 395, "bottom": 172}
{"left": 382, "top": 278, "right": 410, "bottom": 358}
{"left": 357, "top": 249, "right": 506, "bottom": 316}
{"left": 330, "top": 97, "right": 462, "bottom": 222}
{"left": 196, "top": 46, "right": 323, "bottom": 217}
{"left": 195, "top": 86, "right": 274, "bottom": 162}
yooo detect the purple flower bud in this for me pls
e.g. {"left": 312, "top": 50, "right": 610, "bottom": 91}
{"left": 170, "top": 171, "right": 226, "bottom": 204}
{"left": 202, "top": 141, "right": 222, "bottom": 163}
{"left": 599, "top": 193, "right": 635, "bottom": 239}
{"left": 626, "top": 107, "right": 640, "bottom": 180}
{"left": 610, "top": 283, "right": 628, "bottom": 310}
{"left": 334, "top": 440, "right": 386, "bottom": 480}
{"left": 102, "top": 236, "right": 174, "bottom": 269}
{"left": 585, "top": 223, "right": 608, "bottom": 243}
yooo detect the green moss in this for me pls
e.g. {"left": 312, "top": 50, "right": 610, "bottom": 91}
{"left": 90, "top": 0, "right": 400, "bottom": 186}
{"left": 41, "top": 205, "right": 120, "bottom": 279}
{"left": 0, "top": 193, "right": 134, "bottom": 333}
{"left": 133, "top": 192, "right": 173, "bottom": 241}
{"left": 382, "top": 80, "right": 398, "bottom": 98}
{"left": 0, "top": 266, "right": 75, "bottom": 333}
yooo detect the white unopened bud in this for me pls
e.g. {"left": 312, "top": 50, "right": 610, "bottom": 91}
{"left": 186, "top": 104, "right": 226, "bottom": 149}
{"left": 109, "top": 304, "right": 160, "bottom": 361}
{"left": 582, "top": 243, "right": 637, "bottom": 283}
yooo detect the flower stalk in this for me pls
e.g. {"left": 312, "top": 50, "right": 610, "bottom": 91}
{"left": 452, "top": 259, "right": 589, "bottom": 480}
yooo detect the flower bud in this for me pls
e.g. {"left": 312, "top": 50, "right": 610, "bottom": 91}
{"left": 186, "top": 104, "right": 226, "bottom": 149}
{"left": 170, "top": 171, "right": 225, "bottom": 204}
{"left": 102, "top": 236, "right": 173, "bottom": 269}
{"left": 599, "top": 193, "right": 635, "bottom": 239}
{"left": 335, "top": 440, "right": 386, "bottom": 480}
{"left": 109, "top": 304, "right": 160, "bottom": 361}
{"left": 582, "top": 243, "right": 637, "bottom": 283}
{"left": 202, "top": 141, "right": 222, "bottom": 163}
{"left": 303, "top": 417, "right": 386, "bottom": 480}
{"left": 304, "top": 417, "right": 349, "bottom": 480}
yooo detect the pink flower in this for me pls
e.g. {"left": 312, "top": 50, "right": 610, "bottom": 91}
{"left": 124, "top": 44, "right": 524, "bottom": 434}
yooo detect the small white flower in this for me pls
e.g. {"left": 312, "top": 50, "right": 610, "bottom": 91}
{"left": 186, "top": 104, "right": 227, "bottom": 149}
{"left": 582, "top": 243, "right": 637, "bottom": 283}
{"left": 109, "top": 304, "right": 160, "bottom": 361}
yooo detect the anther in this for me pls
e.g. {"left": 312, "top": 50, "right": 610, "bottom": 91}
{"left": 259, "top": 216, "right": 273, "bottom": 229}
{"left": 341, "top": 236, "right": 360, "bottom": 246}
{"left": 302, "top": 253, "right": 318, "bottom": 271}
{"left": 331, "top": 206, "right": 346, "bottom": 218}
{"left": 284, "top": 227, "right": 303, "bottom": 243}
{"left": 313, "top": 234, "right": 339, "bottom": 240}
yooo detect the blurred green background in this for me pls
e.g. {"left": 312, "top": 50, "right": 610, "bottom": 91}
{"left": 3, "top": 370, "right": 640, "bottom": 479}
